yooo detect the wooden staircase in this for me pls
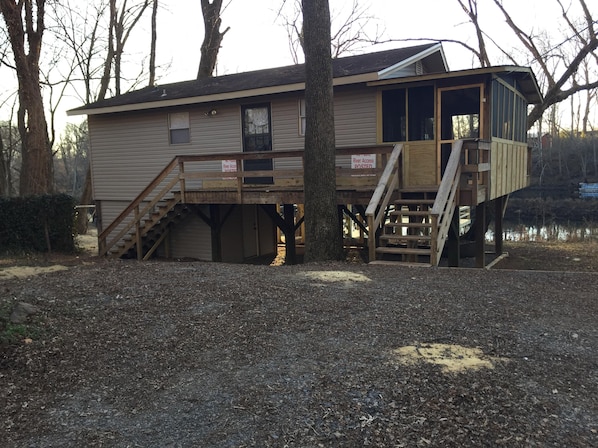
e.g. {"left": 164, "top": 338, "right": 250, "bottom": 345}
{"left": 366, "top": 140, "right": 467, "bottom": 267}
{"left": 110, "top": 196, "right": 193, "bottom": 259}
{"left": 375, "top": 188, "right": 437, "bottom": 265}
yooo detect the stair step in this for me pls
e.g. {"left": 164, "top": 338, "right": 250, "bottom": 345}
{"left": 376, "top": 247, "right": 431, "bottom": 255}
{"left": 385, "top": 222, "right": 432, "bottom": 229}
{"left": 369, "top": 260, "right": 432, "bottom": 267}
{"left": 390, "top": 210, "right": 430, "bottom": 217}
{"left": 401, "top": 185, "right": 438, "bottom": 193}
{"left": 380, "top": 234, "right": 431, "bottom": 242}
{"left": 394, "top": 199, "right": 435, "bottom": 205}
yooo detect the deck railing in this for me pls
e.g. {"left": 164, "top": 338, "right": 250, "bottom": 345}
{"left": 98, "top": 146, "right": 394, "bottom": 258}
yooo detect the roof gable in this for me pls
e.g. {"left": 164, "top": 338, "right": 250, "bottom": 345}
{"left": 378, "top": 43, "right": 448, "bottom": 79}
{"left": 69, "top": 43, "right": 446, "bottom": 116}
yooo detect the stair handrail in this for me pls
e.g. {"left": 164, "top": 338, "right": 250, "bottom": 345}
{"left": 98, "top": 156, "right": 182, "bottom": 256}
{"left": 430, "top": 140, "right": 464, "bottom": 266}
{"left": 365, "top": 143, "right": 403, "bottom": 262}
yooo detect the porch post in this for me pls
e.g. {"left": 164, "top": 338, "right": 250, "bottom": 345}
{"left": 447, "top": 205, "right": 461, "bottom": 267}
{"left": 475, "top": 203, "right": 486, "bottom": 268}
{"left": 494, "top": 196, "right": 504, "bottom": 254}
{"left": 283, "top": 204, "right": 297, "bottom": 265}
{"left": 210, "top": 204, "right": 222, "bottom": 262}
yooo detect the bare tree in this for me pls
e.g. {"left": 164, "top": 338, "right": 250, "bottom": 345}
{"left": 54, "top": 121, "right": 89, "bottom": 197}
{"left": 148, "top": 0, "right": 158, "bottom": 86}
{"left": 302, "top": 0, "right": 343, "bottom": 262}
{"left": 0, "top": 0, "right": 53, "bottom": 195}
{"left": 455, "top": 0, "right": 490, "bottom": 67}
{"left": 49, "top": 0, "right": 155, "bottom": 231}
{"left": 0, "top": 128, "right": 7, "bottom": 196}
{"left": 112, "top": 0, "right": 150, "bottom": 95}
{"left": 278, "top": 0, "right": 383, "bottom": 62}
{"left": 456, "top": 0, "right": 598, "bottom": 129}
{"left": 197, "top": 0, "right": 230, "bottom": 78}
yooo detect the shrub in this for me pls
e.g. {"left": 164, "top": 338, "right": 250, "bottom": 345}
{"left": 0, "top": 194, "right": 76, "bottom": 253}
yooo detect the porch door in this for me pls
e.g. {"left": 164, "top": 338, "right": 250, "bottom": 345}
{"left": 437, "top": 85, "right": 483, "bottom": 177}
{"left": 242, "top": 104, "right": 273, "bottom": 184}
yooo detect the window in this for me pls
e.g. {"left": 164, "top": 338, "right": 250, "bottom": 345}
{"left": 299, "top": 99, "right": 306, "bottom": 136}
{"left": 169, "top": 112, "right": 190, "bottom": 144}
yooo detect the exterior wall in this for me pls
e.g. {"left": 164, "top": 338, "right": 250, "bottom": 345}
{"left": 403, "top": 142, "right": 437, "bottom": 186}
{"left": 88, "top": 87, "right": 379, "bottom": 204}
{"left": 220, "top": 205, "right": 277, "bottom": 262}
{"left": 333, "top": 88, "right": 378, "bottom": 148}
{"left": 96, "top": 200, "right": 133, "bottom": 234}
{"left": 257, "top": 205, "right": 277, "bottom": 257}
{"left": 489, "top": 140, "right": 529, "bottom": 199}
{"left": 271, "top": 89, "right": 378, "bottom": 170}
{"left": 88, "top": 104, "right": 243, "bottom": 202}
{"left": 165, "top": 213, "right": 212, "bottom": 260}
{"left": 221, "top": 206, "right": 245, "bottom": 262}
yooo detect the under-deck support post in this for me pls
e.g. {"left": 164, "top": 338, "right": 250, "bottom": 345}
{"left": 447, "top": 205, "right": 461, "bottom": 267}
{"left": 283, "top": 204, "right": 297, "bottom": 265}
{"left": 475, "top": 203, "right": 486, "bottom": 268}
{"left": 134, "top": 205, "right": 142, "bottom": 261}
{"left": 494, "top": 196, "right": 504, "bottom": 255}
{"left": 210, "top": 204, "right": 222, "bottom": 262}
{"left": 367, "top": 214, "right": 376, "bottom": 262}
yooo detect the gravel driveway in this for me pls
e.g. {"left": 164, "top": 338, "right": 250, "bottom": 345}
{"left": 1, "top": 258, "right": 597, "bottom": 447}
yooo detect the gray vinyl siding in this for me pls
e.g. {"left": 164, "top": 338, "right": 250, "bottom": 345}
{"left": 89, "top": 87, "right": 379, "bottom": 231}
{"left": 271, "top": 89, "right": 377, "bottom": 170}
{"left": 334, "top": 89, "right": 377, "bottom": 148}
{"left": 271, "top": 97, "right": 304, "bottom": 170}
{"left": 166, "top": 214, "right": 212, "bottom": 260}
{"left": 88, "top": 104, "right": 242, "bottom": 201}
{"left": 97, "top": 200, "right": 131, "bottom": 233}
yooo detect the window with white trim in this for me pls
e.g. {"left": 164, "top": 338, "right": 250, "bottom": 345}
{"left": 169, "top": 112, "right": 190, "bottom": 144}
{"left": 299, "top": 98, "right": 306, "bottom": 136}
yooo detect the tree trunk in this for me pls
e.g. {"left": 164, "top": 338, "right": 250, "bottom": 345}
{"left": 0, "top": 133, "right": 7, "bottom": 196}
{"left": 302, "top": 0, "right": 344, "bottom": 262}
{"left": 148, "top": 0, "right": 158, "bottom": 86}
{"left": 1, "top": 0, "right": 53, "bottom": 196}
{"left": 197, "top": 0, "right": 229, "bottom": 78}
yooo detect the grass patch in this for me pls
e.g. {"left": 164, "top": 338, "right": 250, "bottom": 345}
{"left": 0, "top": 302, "right": 42, "bottom": 345}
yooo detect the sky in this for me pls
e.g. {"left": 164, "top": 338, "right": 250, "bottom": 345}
{"left": 152, "top": 0, "right": 555, "bottom": 83}
{"left": 1, "top": 0, "right": 594, "bottom": 134}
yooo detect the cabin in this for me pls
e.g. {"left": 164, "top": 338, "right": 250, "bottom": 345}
{"left": 68, "top": 43, "right": 542, "bottom": 266}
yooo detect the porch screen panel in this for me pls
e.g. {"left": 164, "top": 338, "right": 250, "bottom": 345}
{"left": 407, "top": 86, "right": 434, "bottom": 141}
{"left": 382, "top": 88, "right": 406, "bottom": 142}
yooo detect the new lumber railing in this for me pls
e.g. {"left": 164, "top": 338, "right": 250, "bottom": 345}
{"left": 99, "top": 146, "right": 394, "bottom": 259}
{"left": 430, "top": 140, "right": 464, "bottom": 266}
{"left": 365, "top": 144, "right": 403, "bottom": 262}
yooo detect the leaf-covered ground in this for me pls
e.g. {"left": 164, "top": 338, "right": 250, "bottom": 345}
{"left": 1, "top": 249, "right": 597, "bottom": 447}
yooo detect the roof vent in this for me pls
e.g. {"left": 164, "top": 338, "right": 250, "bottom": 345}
{"left": 416, "top": 61, "right": 423, "bottom": 76}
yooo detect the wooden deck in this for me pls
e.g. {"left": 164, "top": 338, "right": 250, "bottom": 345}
{"left": 98, "top": 141, "right": 493, "bottom": 266}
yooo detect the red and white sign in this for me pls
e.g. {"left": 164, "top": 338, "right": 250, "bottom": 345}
{"left": 222, "top": 160, "right": 237, "bottom": 172}
{"left": 222, "top": 160, "right": 237, "bottom": 179}
{"left": 351, "top": 154, "right": 376, "bottom": 169}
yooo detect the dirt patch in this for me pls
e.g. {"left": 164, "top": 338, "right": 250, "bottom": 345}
{"left": 1, "top": 242, "right": 597, "bottom": 446}
{"left": 495, "top": 239, "right": 598, "bottom": 272}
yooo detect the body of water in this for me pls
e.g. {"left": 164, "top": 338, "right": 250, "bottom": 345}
{"left": 487, "top": 222, "right": 598, "bottom": 242}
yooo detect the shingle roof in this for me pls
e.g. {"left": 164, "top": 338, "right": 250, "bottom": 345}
{"left": 69, "top": 43, "right": 439, "bottom": 114}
